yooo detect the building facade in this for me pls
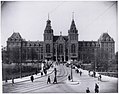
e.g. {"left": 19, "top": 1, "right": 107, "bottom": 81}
{"left": 6, "top": 17, "right": 115, "bottom": 64}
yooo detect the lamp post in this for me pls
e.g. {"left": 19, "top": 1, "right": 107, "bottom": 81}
{"left": 94, "top": 48, "right": 97, "bottom": 72}
{"left": 69, "top": 59, "right": 73, "bottom": 82}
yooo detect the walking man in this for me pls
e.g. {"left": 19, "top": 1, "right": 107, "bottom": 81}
{"left": 30, "top": 75, "right": 34, "bottom": 82}
{"left": 79, "top": 70, "right": 82, "bottom": 76}
{"left": 68, "top": 75, "right": 71, "bottom": 81}
{"left": 53, "top": 76, "right": 57, "bottom": 84}
{"left": 47, "top": 76, "right": 51, "bottom": 84}
{"left": 95, "top": 83, "right": 99, "bottom": 93}
{"left": 99, "top": 74, "right": 102, "bottom": 81}
{"left": 12, "top": 77, "right": 14, "bottom": 85}
{"left": 41, "top": 72, "right": 43, "bottom": 76}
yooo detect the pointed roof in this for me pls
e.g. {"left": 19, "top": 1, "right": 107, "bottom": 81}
{"left": 70, "top": 19, "right": 77, "bottom": 30}
{"left": 98, "top": 32, "right": 114, "bottom": 42}
{"left": 44, "top": 15, "right": 53, "bottom": 33}
{"left": 53, "top": 36, "right": 68, "bottom": 42}
{"left": 8, "top": 32, "right": 22, "bottom": 40}
{"left": 69, "top": 19, "right": 78, "bottom": 34}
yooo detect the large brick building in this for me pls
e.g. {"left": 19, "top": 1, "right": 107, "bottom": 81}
{"left": 6, "top": 17, "right": 115, "bottom": 64}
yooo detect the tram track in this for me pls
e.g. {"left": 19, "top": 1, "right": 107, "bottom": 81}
{"left": 4, "top": 64, "right": 69, "bottom": 93}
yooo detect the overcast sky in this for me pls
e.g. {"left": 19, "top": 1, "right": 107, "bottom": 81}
{"left": 1, "top": 1, "right": 118, "bottom": 52}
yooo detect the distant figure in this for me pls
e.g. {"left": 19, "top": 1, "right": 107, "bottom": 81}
{"left": 95, "top": 83, "right": 99, "bottom": 93}
{"left": 47, "top": 76, "right": 51, "bottom": 84}
{"left": 68, "top": 75, "right": 71, "bottom": 81}
{"left": 41, "top": 72, "right": 43, "bottom": 76}
{"left": 12, "top": 77, "right": 14, "bottom": 85}
{"left": 75, "top": 69, "right": 79, "bottom": 73}
{"left": 79, "top": 70, "right": 82, "bottom": 76}
{"left": 53, "top": 76, "right": 57, "bottom": 84}
{"left": 88, "top": 70, "right": 91, "bottom": 76}
{"left": 98, "top": 74, "right": 102, "bottom": 81}
{"left": 44, "top": 70, "right": 47, "bottom": 75}
{"left": 86, "top": 87, "right": 90, "bottom": 93}
{"left": 54, "top": 68, "right": 57, "bottom": 76}
{"left": 93, "top": 71, "right": 96, "bottom": 77}
{"left": 30, "top": 75, "right": 34, "bottom": 82}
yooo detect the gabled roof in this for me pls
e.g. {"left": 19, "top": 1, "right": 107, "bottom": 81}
{"left": 98, "top": 33, "right": 114, "bottom": 42}
{"left": 8, "top": 32, "right": 22, "bottom": 39}
{"left": 53, "top": 36, "right": 68, "bottom": 42}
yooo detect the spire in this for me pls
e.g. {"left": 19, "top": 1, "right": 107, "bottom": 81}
{"left": 44, "top": 14, "right": 53, "bottom": 33}
{"left": 72, "top": 12, "right": 74, "bottom": 20}
{"left": 60, "top": 31, "right": 62, "bottom": 36}
{"left": 69, "top": 12, "right": 78, "bottom": 34}
{"left": 48, "top": 13, "right": 49, "bottom": 20}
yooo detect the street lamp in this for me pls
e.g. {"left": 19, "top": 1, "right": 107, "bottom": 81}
{"left": 68, "top": 59, "right": 73, "bottom": 82}
{"left": 94, "top": 48, "right": 97, "bottom": 72}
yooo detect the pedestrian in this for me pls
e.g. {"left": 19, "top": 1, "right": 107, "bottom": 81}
{"left": 93, "top": 71, "right": 96, "bottom": 77}
{"left": 54, "top": 68, "right": 57, "bottom": 76}
{"left": 30, "top": 75, "right": 34, "bottom": 82}
{"left": 99, "top": 74, "right": 102, "bottom": 81}
{"left": 95, "top": 83, "right": 99, "bottom": 93}
{"left": 79, "top": 70, "right": 82, "bottom": 76}
{"left": 44, "top": 70, "right": 47, "bottom": 75}
{"left": 47, "top": 76, "right": 51, "bottom": 84}
{"left": 53, "top": 76, "right": 57, "bottom": 84}
{"left": 88, "top": 70, "right": 91, "bottom": 76}
{"left": 86, "top": 87, "right": 90, "bottom": 93}
{"left": 68, "top": 75, "right": 71, "bottom": 81}
{"left": 12, "top": 77, "right": 14, "bottom": 85}
{"left": 41, "top": 72, "right": 43, "bottom": 76}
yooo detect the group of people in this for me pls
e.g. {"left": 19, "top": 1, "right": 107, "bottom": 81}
{"left": 75, "top": 69, "right": 82, "bottom": 76}
{"left": 47, "top": 76, "right": 57, "bottom": 84}
{"left": 86, "top": 83, "right": 99, "bottom": 93}
{"left": 88, "top": 70, "right": 102, "bottom": 81}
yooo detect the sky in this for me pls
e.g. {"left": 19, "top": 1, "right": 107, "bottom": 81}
{"left": 1, "top": 1, "right": 118, "bottom": 52}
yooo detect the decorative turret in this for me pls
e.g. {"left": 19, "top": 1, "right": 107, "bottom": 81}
{"left": 98, "top": 32, "right": 115, "bottom": 60}
{"left": 8, "top": 32, "right": 23, "bottom": 42}
{"left": 44, "top": 14, "right": 53, "bottom": 34}
{"left": 43, "top": 14, "right": 54, "bottom": 61}
{"left": 68, "top": 12, "right": 78, "bottom": 61}
{"left": 68, "top": 12, "right": 78, "bottom": 34}
{"left": 98, "top": 32, "right": 114, "bottom": 42}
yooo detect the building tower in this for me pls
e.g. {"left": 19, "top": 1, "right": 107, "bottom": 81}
{"left": 68, "top": 13, "right": 78, "bottom": 61}
{"left": 98, "top": 32, "right": 115, "bottom": 61}
{"left": 7, "top": 32, "right": 23, "bottom": 63}
{"left": 43, "top": 15, "right": 54, "bottom": 61}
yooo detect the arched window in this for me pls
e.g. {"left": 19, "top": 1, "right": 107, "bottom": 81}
{"left": 71, "top": 44, "right": 75, "bottom": 53}
{"left": 59, "top": 44, "right": 63, "bottom": 54}
{"left": 46, "top": 44, "right": 50, "bottom": 53}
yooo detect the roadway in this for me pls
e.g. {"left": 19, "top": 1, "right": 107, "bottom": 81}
{"left": 3, "top": 64, "right": 118, "bottom": 93}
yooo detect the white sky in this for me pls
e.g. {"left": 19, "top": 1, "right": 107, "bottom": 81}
{"left": 1, "top": 1, "right": 118, "bottom": 52}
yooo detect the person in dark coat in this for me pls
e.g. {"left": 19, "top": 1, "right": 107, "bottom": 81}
{"left": 95, "top": 83, "right": 99, "bottom": 93}
{"left": 53, "top": 76, "right": 57, "bottom": 84}
{"left": 54, "top": 68, "right": 57, "bottom": 76}
{"left": 68, "top": 75, "right": 71, "bottom": 81}
{"left": 88, "top": 70, "right": 91, "bottom": 76}
{"left": 93, "top": 71, "right": 96, "bottom": 77}
{"left": 41, "top": 72, "right": 43, "bottom": 76}
{"left": 79, "top": 70, "right": 82, "bottom": 76}
{"left": 47, "top": 76, "right": 51, "bottom": 84}
{"left": 99, "top": 74, "right": 102, "bottom": 81}
{"left": 30, "top": 75, "right": 34, "bottom": 82}
{"left": 86, "top": 87, "right": 90, "bottom": 93}
{"left": 12, "top": 77, "right": 14, "bottom": 85}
